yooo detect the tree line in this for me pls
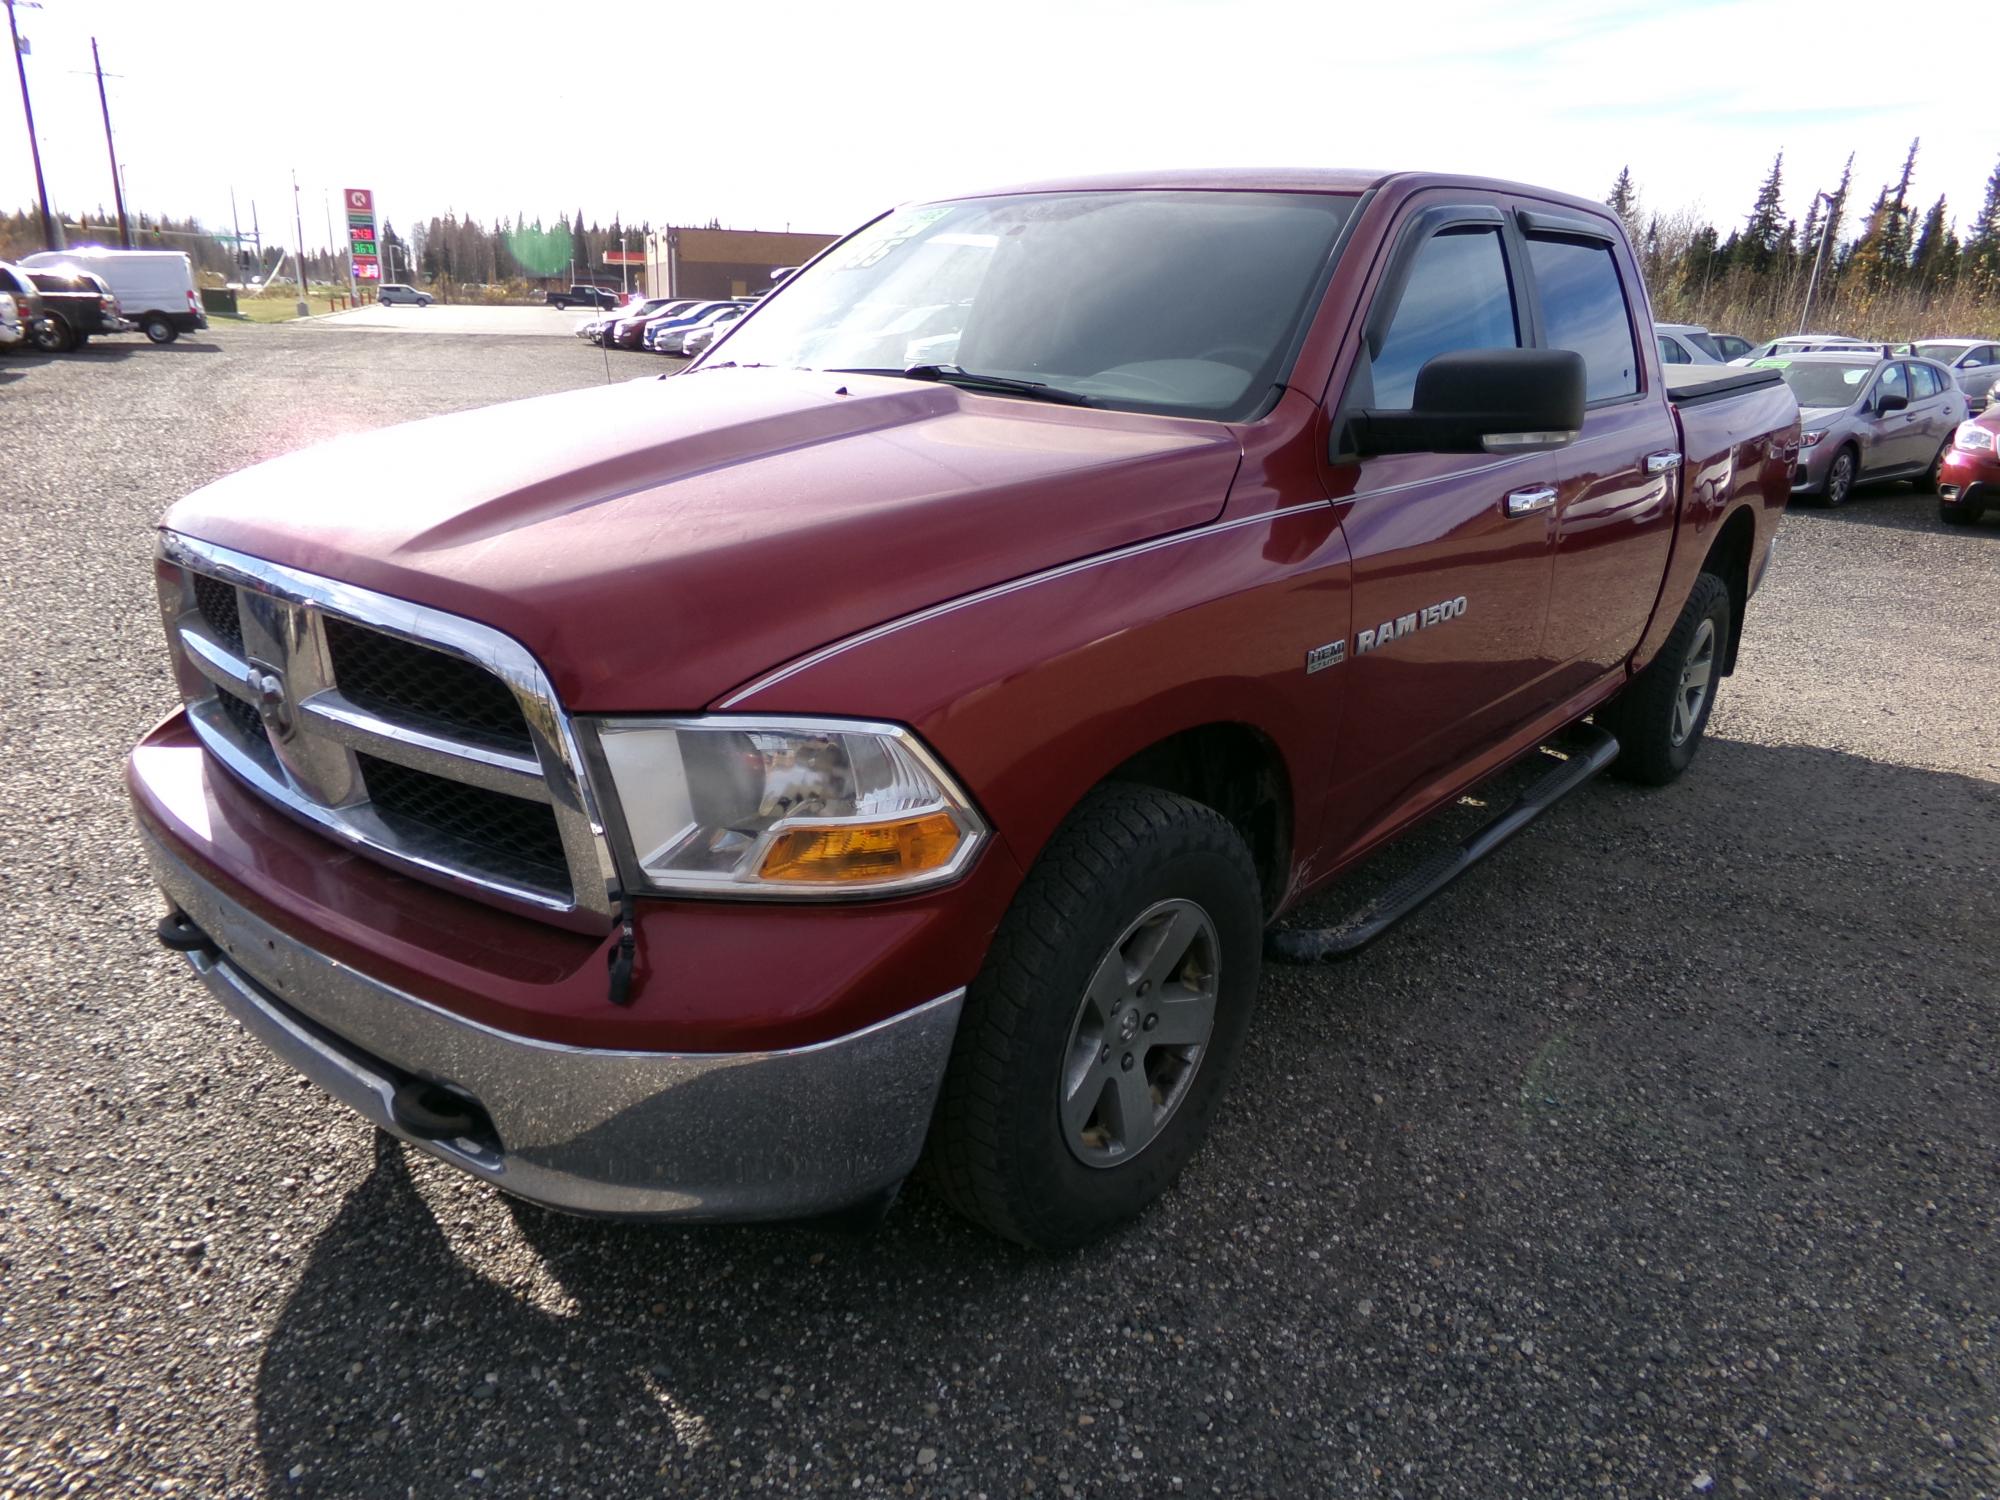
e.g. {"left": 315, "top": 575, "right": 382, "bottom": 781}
{"left": 0, "top": 206, "right": 681, "bottom": 290}
{"left": 1610, "top": 140, "right": 2000, "bottom": 339}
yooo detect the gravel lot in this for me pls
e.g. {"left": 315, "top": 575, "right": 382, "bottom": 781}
{"left": 2, "top": 323, "right": 1996, "bottom": 1499}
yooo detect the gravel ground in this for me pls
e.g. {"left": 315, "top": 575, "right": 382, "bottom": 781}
{"left": 1, "top": 324, "right": 1996, "bottom": 1499}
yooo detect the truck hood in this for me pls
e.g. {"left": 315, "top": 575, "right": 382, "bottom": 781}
{"left": 165, "top": 367, "right": 1242, "bottom": 710}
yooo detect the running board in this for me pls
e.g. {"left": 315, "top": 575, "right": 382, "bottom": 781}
{"left": 1265, "top": 725, "right": 1620, "bottom": 964}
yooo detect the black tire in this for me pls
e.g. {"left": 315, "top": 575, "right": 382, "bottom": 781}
{"left": 1822, "top": 446, "right": 1856, "bottom": 506}
{"left": 31, "top": 315, "right": 74, "bottom": 353}
{"left": 1601, "top": 572, "right": 1732, "bottom": 786}
{"left": 142, "top": 316, "right": 174, "bottom": 344}
{"left": 1940, "top": 502, "right": 1979, "bottom": 526}
{"left": 927, "top": 784, "right": 1263, "bottom": 1250}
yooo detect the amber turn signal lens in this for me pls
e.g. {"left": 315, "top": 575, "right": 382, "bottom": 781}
{"left": 756, "top": 811, "right": 964, "bottom": 884}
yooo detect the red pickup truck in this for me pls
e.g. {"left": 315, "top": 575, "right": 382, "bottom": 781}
{"left": 129, "top": 169, "right": 1797, "bottom": 1249}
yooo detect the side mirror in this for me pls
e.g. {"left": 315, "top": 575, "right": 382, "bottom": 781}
{"left": 770, "top": 266, "right": 796, "bottom": 282}
{"left": 1877, "top": 392, "right": 1908, "bottom": 414}
{"left": 1344, "top": 348, "right": 1587, "bottom": 458}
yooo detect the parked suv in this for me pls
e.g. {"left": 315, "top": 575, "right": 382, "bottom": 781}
{"left": 26, "top": 269, "right": 127, "bottom": 349}
{"left": 547, "top": 284, "right": 617, "bottom": 310}
{"left": 377, "top": 283, "right": 433, "bottom": 307}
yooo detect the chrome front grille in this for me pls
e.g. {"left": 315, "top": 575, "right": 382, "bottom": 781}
{"left": 156, "top": 532, "right": 616, "bottom": 925}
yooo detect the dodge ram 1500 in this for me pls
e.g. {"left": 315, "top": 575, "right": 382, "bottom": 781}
{"left": 129, "top": 169, "right": 1798, "bottom": 1249}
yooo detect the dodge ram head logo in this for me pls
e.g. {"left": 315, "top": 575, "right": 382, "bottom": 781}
{"left": 249, "top": 664, "right": 293, "bottom": 737}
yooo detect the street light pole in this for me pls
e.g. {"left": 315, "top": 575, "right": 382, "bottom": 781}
{"left": 1799, "top": 190, "right": 1837, "bottom": 335}
{"left": 290, "top": 168, "right": 309, "bottom": 316}
{"left": 5, "top": 0, "right": 58, "bottom": 251}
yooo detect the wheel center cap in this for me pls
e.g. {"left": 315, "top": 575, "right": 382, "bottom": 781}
{"left": 1118, "top": 1008, "right": 1140, "bottom": 1043}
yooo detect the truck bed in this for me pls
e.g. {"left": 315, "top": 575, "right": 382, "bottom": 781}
{"left": 1661, "top": 364, "right": 1785, "bottom": 407}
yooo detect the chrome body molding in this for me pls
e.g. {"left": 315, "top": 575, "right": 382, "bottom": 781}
{"left": 157, "top": 531, "right": 620, "bottom": 926}
{"left": 145, "top": 828, "right": 963, "bottom": 1220}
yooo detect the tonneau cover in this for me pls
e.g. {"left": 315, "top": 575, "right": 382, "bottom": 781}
{"left": 1661, "top": 365, "right": 1785, "bottom": 406}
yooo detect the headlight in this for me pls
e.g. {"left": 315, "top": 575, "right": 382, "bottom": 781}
{"left": 588, "top": 717, "right": 987, "bottom": 897}
{"left": 1799, "top": 429, "right": 1826, "bottom": 448}
{"left": 1955, "top": 423, "right": 1995, "bottom": 453}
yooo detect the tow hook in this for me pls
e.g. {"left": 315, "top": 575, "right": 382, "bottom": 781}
{"left": 156, "top": 909, "right": 215, "bottom": 954}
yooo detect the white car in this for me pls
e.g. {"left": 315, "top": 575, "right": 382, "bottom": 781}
{"left": 0, "top": 285, "right": 22, "bottom": 350}
{"left": 1729, "top": 333, "right": 1872, "bottom": 366}
{"left": 659, "top": 303, "right": 748, "bottom": 355}
{"left": 1655, "top": 323, "right": 1725, "bottom": 366}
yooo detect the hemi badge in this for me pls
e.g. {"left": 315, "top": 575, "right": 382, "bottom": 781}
{"left": 1306, "top": 640, "right": 1347, "bottom": 674}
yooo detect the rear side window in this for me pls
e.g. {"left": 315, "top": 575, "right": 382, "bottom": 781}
{"left": 1688, "top": 331, "right": 1724, "bottom": 360}
{"left": 1526, "top": 235, "right": 1638, "bottom": 401}
{"left": 1369, "top": 228, "right": 1519, "bottom": 409}
{"left": 1909, "top": 363, "right": 1941, "bottom": 398}
{"left": 1656, "top": 335, "right": 1688, "bottom": 365}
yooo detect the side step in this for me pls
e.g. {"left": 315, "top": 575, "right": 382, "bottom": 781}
{"left": 1265, "top": 725, "right": 1619, "bottom": 964}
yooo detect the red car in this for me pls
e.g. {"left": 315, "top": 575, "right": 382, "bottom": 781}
{"left": 1936, "top": 408, "right": 2000, "bottom": 524}
{"left": 128, "top": 169, "right": 1797, "bottom": 1248}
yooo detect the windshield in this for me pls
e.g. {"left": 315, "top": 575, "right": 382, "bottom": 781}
{"left": 1914, "top": 343, "right": 1969, "bottom": 362}
{"left": 1767, "top": 359, "right": 1877, "bottom": 408}
{"left": 1687, "top": 331, "right": 1723, "bottom": 360}
{"left": 708, "top": 189, "right": 1358, "bottom": 420}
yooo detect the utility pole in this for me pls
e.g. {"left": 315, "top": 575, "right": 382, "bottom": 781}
{"left": 90, "top": 37, "right": 129, "bottom": 247}
{"left": 6, "top": 0, "right": 58, "bottom": 251}
{"left": 251, "top": 201, "right": 263, "bottom": 287}
{"left": 229, "top": 186, "right": 243, "bottom": 286}
{"left": 290, "top": 169, "right": 309, "bottom": 315}
{"left": 619, "top": 232, "right": 628, "bottom": 296}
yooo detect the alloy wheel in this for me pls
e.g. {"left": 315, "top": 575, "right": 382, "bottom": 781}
{"left": 1059, "top": 898, "right": 1220, "bottom": 1167}
{"left": 1671, "top": 617, "right": 1717, "bottom": 747}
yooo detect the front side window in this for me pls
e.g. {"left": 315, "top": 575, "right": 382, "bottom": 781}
{"left": 1875, "top": 364, "right": 1908, "bottom": 407}
{"left": 1657, "top": 335, "right": 1689, "bottom": 365}
{"left": 712, "top": 189, "right": 1358, "bottom": 421}
{"left": 1526, "top": 234, "right": 1638, "bottom": 402}
{"left": 1368, "top": 227, "right": 1519, "bottom": 410}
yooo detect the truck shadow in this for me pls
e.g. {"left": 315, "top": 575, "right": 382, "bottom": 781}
{"left": 248, "top": 737, "right": 2000, "bottom": 1498}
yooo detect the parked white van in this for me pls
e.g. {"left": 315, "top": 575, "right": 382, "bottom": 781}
{"left": 20, "top": 247, "right": 207, "bottom": 343}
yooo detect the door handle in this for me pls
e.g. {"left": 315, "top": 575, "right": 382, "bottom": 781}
{"left": 1504, "top": 485, "right": 1557, "bottom": 517}
{"left": 1645, "top": 450, "right": 1683, "bottom": 473}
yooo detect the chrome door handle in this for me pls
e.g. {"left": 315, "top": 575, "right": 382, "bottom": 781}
{"left": 1504, "top": 485, "right": 1557, "bottom": 517}
{"left": 1645, "top": 450, "right": 1683, "bottom": 473}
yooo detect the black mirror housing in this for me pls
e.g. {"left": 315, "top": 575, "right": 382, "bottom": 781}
{"left": 1877, "top": 392, "right": 1908, "bottom": 414}
{"left": 1344, "top": 348, "right": 1588, "bottom": 458}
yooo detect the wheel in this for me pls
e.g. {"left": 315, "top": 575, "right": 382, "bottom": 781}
{"left": 1601, "top": 572, "right": 1731, "bottom": 786}
{"left": 1822, "top": 447, "right": 1856, "bottom": 507}
{"left": 927, "top": 783, "right": 1263, "bottom": 1250}
{"left": 1940, "top": 502, "right": 1979, "bottom": 526}
{"left": 142, "top": 316, "right": 174, "bottom": 344}
{"left": 31, "top": 315, "right": 74, "bottom": 353}
{"left": 1925, "top": 441, "right": 1949, "bottom": 492}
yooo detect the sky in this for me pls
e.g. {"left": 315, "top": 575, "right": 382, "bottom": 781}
{"left": 0, "top": 0, "right": 1976, "bottom": 258}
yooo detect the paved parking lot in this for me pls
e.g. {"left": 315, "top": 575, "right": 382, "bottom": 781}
{"left": 1, "top": 321, "right": 1996, "bottom": 1498}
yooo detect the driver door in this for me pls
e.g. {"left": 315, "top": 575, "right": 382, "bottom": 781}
{"left": 1319, "top": 202, "right": 1560, "bottom": 855}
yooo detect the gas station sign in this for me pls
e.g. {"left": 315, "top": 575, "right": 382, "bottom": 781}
{"left": 345, "top": 187, "right": 380, "bottom": 282}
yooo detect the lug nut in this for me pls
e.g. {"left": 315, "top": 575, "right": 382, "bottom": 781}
{"left": 1099, "top": 1044, "right": 1110, "bottom": 1063}
{"left": 1138, "top": 981, "right": 1151, "bottom": 996}
{"left": 1143, "top": 1013, "right": 1158, "bottom": 1031}
{"left": 1121, "top": 1053, "right": 1135, "bottom": 1071}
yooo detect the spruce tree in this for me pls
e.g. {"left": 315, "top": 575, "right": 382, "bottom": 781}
{"left": 1736, "top": 152, "right": 1786, "bottom": 272}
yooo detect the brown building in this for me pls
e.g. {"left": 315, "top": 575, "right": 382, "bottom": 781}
{"left": 642, "top": 227, "right": 840, "bottom": 300}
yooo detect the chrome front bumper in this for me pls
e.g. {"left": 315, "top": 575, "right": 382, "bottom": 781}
{"left": 143, "top": 829, "right": 963, "bottom": 1220}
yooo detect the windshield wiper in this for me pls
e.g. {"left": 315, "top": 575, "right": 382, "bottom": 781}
{"left": 828, "top": 364, "right": 1092, "bottom": 406}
